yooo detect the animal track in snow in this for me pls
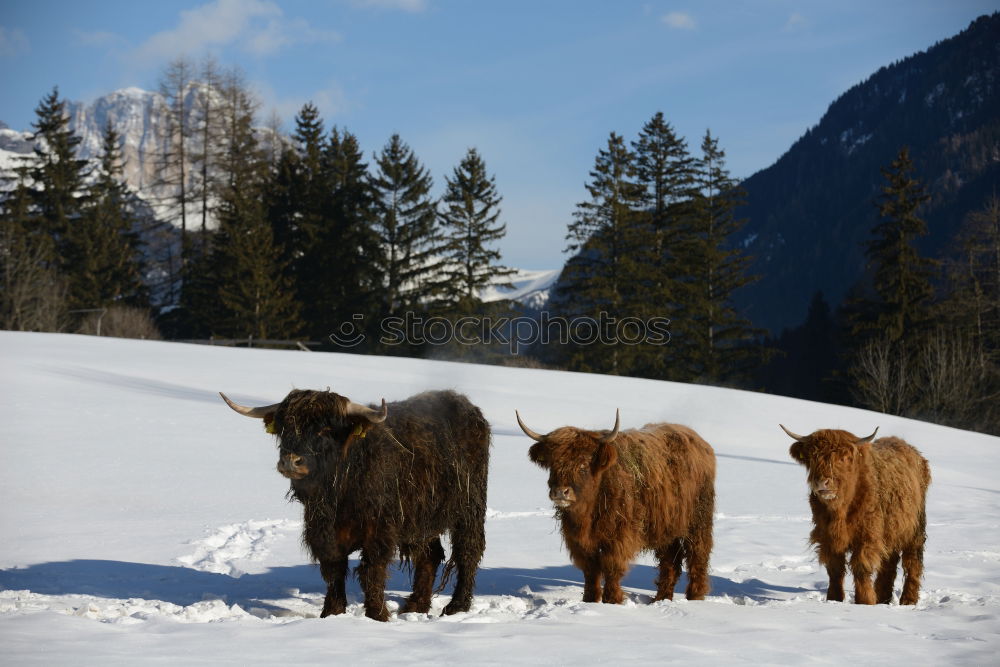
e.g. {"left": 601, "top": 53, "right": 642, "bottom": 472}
{"left": 176, "top": 519, "right": 301, "bottom": 577}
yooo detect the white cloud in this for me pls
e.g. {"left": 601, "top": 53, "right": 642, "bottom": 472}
{"left": 257, "top": 80, "right": 354, "bottom": 127}
{"left": 133, "top": 0, "right": 338, "bottom": 65}
{"left": 350, "top": 0, "right": 428, "bottom": 12}
{"left": 0, "top": 26, "right": 29, "bottom": 58}
{"left": 661, "top": 11, "right": 696, "bottom": 31}
{"left": 784, "top": 12, "right": 809, "bottom": 32}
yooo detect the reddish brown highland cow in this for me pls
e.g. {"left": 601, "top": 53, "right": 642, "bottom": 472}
{"left": 781, "top": 425, "right": 931, "bottom": 605}
{"left": 518, "top": 410, "right": 716, "bottom": 604}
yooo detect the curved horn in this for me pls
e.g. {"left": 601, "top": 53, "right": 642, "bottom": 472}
{"left": 346, "top": 398, "right": 388, "bottom": 424}
{"left": 854, "top": 427, "right": 879, "bottom": 444}
{"left": 600, "top": 409, "right": 621, "bottom": 443}
{"left": 779, "top": 424, "right": 808, "bottom": 442}
{"left": 219, "top": 392, "right": 280, "bottom": 418}
{"left": 515, "top": 410, "right": 545, "bottom": 442}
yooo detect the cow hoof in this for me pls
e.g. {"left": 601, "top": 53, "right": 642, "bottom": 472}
{"left": 365, "top": 609, "right": 390, "bottom": 622}
{"left": 320, "top": 602, "right": 346, "bottom": 618}
{"left": 442, "top": 601, "right": 469, "bottom": 616}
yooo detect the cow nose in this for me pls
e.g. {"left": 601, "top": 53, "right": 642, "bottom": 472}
{"left": 817, "top": 478, "right": 831, "bottom": 491}
{"left": 550, "top": 487, "right": 571, "bottom": 500}
{"left": 289, "top": 454, "right": 303, "bottom": 467}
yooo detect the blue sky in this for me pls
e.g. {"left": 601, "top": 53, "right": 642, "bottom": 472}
{"left": 1, "top": 1, "right": 995, "bottom": 269}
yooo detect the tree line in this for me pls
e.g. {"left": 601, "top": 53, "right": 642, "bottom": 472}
{"left": 1, "top": 59, "right": 995, "bottom": 434}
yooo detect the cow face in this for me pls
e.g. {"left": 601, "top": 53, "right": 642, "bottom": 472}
{"left": 529, "top": 429, "right": 617, "bottom": 509}
{"left": 219, "top": 389, "right": 388, "bottom": 484}
{"left": 784, "top": 427, "right": 877, "bottom": 506}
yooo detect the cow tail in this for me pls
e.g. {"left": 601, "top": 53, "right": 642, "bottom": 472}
{"left": 435, "top": 557, "right": 457, "bottom": 593}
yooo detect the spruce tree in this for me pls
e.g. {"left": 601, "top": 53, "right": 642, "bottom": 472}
{"left": 64, "top": 121, "right": 145, "bottom": 310}
{"left": 28, "top": 86, "right": 90, "bottom": 265}
{"left": 313, "top": 126, "right": 383, "bottom": 340}
{"left": 370, "top": 134, "right": 444, "bottom": 316}
{"left": 438, "top": 147, "right": 514, "bottom": 311}
{"left": 858, "top": 146, "right": 936, "bottom": 344}
{"left": 208, "top": 74, "right": 301, "bottom": 339}
{"left": 630, "top": 112, "right": 698, "bottom": 378}
{"left": 557, "top": 132, "right": 647, "bottom": 375}
{"left": 678, "top": 130, "right": 758, "bottom": 382}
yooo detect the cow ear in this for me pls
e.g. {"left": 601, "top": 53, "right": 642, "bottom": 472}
{"left": 789, "top": 442, "right": 807, "bottom": 465}
{"left": 592, "top": 441, "right": 617, "bottom": 474}
{"left": 528, "top": 442, "right": 549, "bottom": 467}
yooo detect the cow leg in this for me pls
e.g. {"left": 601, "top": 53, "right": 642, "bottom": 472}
{"left": 900, "top": 512, "right": 926, "bottom": 605}
{"left": 684, "top": 484, "right": 715, "bottom": 601}
{"left": 821, "top": 549, "right": 847, "bottom": 602}
{"left": 443, "top": 519, "right": 485, "bottom": 616}
{"left": 578, "top": 553, "right": 603, "bottom": 603}
{"left": 899, "top": 541, "right": 925, "bottom": 605}
{"left": 653, "top": 540, "right": 683, "bottom": 602}
{"left": 402, "top": 537, "right": 445, "bottom": 614}
{"left": 319, "top": 556, "right": 349, "bottom": 617}
{"left": 849, "top": 550, "right": 878, "bottom": 605}
{"left": 874, "top": 552, "right": 900, "bottom": 604}
{"left": 599, "top": 552, "right": 627, "bottom": 604}
{"left": 357, "top": 544, "right": 393, "bottom": 622}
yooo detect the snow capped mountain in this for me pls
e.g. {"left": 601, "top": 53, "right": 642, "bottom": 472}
{"left": 479, "top": 268, "right": 559, "bottom": 309}
{"left": 66, "top": 87, "right": 166, "bottom": 193}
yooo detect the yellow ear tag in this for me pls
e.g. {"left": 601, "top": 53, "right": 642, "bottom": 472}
{"left": 265, "top": 420, "right": 277, "bottom": 434}
{"left": 351, "top": 424, "right": 366, "bottom": 438}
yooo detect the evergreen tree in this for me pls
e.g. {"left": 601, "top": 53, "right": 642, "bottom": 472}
{"left": 557, "top": 132, "right": 647, "bottom": 375}
{"left": 678, "top": 130, "right": 758, "bottom": 382}
{"left": 630, "top": 112, "right": 698, "bottom": 378}
{"left": 64, "top": 121, "right": 145, "bottom": 310}
{"left": 856, "top": 146, "right": 936, "bottom": 344}
{"left": 438, "top": 147, "right": 514, "bottom": 311}
{"left": 371, "top": 134, "right": 444, "bottom": 316}
{"left": 313, "top": 126, "right": 383, "bottom": 340}
{"left": 28, "top": 86, "right": 90, "bottom": 264}
{"left": 207, "top": 73, "right": 301, "bottom": 339}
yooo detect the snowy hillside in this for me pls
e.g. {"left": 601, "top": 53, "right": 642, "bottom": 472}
{"left": 1, "top": 331, "right": 998, "bottom": 664}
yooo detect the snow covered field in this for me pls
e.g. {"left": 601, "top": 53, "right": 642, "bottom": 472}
{"left": 1, "top": 331, "right": 998, "bottom": 664}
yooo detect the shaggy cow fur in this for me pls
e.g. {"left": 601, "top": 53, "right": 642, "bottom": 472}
{"left": 229, "top": 389, "right": 490, "bottom": 621}
{"left": 525, "top": 419, "right": 716, "bottom": 604}
{"left": 786, "top": 428, "right": 931, "bottom": 605}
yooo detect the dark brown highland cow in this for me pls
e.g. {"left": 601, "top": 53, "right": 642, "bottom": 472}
{"left": 781, "top": 425, "right": 931, "bottom": 605}
{"left": 518, "top": 410, "right": 716, "bottom": 603}
{"left": 221, "top": 389, "right": 490, "bottom": 621}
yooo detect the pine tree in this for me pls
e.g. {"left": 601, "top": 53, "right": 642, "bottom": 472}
{"left": 678, "top": 130, "right": 759, "bottom": 382}
{"left": 64, "top": 121, "right": 146, "bottom": 310}
{"left": 438, "top": 147, "right": 514, "bottom": 311}
{"left": 630, "top": 112, "right": 698, "bottom": 378}
{"left": 857, "top": 146, "right": 936, "bottom": 344}
{"left": 371, "top": 134, "right": 444, "bottom": 316}
{"left": 207, "top": 73, "right": 301, "bottom": 339}
{"left": 28, "top": 86, "right": 91, "bottom": 265}
{"left": 313, "top": 126, "right": 383, "bottom": 340}
{"left": 557, "top": 132, "right": 647, "bottom": 375}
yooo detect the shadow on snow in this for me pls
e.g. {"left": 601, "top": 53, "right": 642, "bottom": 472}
{"left": 0, "top": 558, "right": 813, "bottom": 617}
